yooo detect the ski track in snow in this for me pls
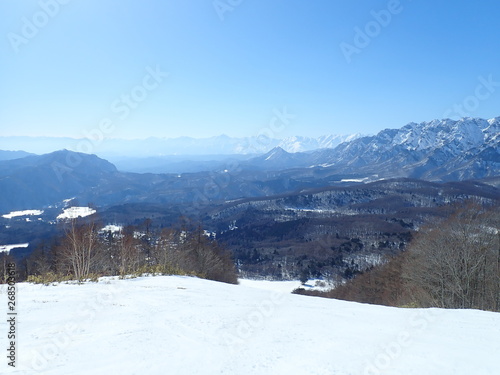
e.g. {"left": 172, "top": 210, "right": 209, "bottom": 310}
{"left": 2, "top": 276, "right": 500, "bottom": 375}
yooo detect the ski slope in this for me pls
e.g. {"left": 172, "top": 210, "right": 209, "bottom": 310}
{"left": 2, "top": 276, "right": 500, "bottom": 375}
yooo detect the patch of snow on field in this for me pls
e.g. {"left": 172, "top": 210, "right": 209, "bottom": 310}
{"left": 4, "top": 276, "right": 499, "bottom": 375}
{"left": 57, "top": 207, "right": 96, "bottom": 220}
{"left": 2, "top": 210, "right": 43, "bottom": 219}
{"left": 239, "top": 278, "right": 333, "bottom": 293}
{"left": 0, "top": 243, "right": 29, "bottom": 253}
{"left": 340, "top": 178, "right": 369, "bottom": 183}
{"left": 100, "top": 224, "right": 123, "bottom": 233}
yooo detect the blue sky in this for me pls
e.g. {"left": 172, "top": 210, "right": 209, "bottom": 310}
{"left": 1, "top": 0, "right": 500, "bottom": 140}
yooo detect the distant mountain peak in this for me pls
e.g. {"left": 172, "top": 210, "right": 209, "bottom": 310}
{"left": 277, "top": 134, "right": 363, "bottom": 153}
{"left": 0, "top": 134, "right": 363, "bottom": 157}
{"left": 263, "top": 146, "right": 289, "bottom": 160}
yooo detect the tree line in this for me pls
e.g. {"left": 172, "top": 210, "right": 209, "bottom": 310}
{"left": 403, "top": 203, "right": 500, "bottom": 310}
{"left": 8, "top": 218, "right": 238, "bottom": 285}
{"left": 295, "top": 202, "right": 500, "bottom": 311}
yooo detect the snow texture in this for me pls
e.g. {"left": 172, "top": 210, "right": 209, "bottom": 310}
{"left": 57, "top": 207, "right": 96, "bottom": 220}
{"left": 0, "top": 243, "right": 29, "bottom": 254}
{"left": 4, "top": 276, "right": 500, "bottom": 375}
{"left": 2, "top": 210, "right": 43, "bottom": 219}
{"left": 100, "top": 224, "right": 123, "bottom": 233}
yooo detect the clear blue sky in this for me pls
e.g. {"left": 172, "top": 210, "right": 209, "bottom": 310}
{"left": 1, "top": 0, "right": 499, "bottom": 139}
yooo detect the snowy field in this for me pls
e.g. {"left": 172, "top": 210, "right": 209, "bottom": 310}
{"left": 56, "top": 207, "right": 96, "bottom": 220}
{"left": 239, "top": 278, "right": 333, "bottom": 293}
{"left": 2, "top": 210, "right": 43, "bottom": 219}
{"left": 0, "top": 243, "right": 29, "bottom": 254}
{"left": 2, "top": 276, "right": 500, "bottom": 375}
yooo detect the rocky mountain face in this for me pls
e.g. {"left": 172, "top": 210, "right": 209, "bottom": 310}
{"left": 320, "top": 117, "right": 500, "bottom": 180}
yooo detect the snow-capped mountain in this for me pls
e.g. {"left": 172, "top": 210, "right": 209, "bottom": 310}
{"left": 0, "top": 134, "right": 361, "bottom": 158}
{"left": 245, "top": 117, "right": 496, "bottom": 180}
{"left": 277, "top": 134, "right": 362, "bottom": 153}
{"left": 316, "top": 117, "right": 500, "bottom": 180}
{"left": 0, "top": 117, "right": 497, "bottom": 213}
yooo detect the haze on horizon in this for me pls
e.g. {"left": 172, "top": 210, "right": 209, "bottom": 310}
{"left": 1, "top": 1, "right": 500, "bottom": 141}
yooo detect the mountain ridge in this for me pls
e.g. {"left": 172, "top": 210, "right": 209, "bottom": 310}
{"left": 247, "top": 116, "right": 500, "bottom": 179}
{"left": 0, "top": 133, "right": 362, "bottom": 158}
{"left": 0, "top": 116, "right": 498, "bottom": 212}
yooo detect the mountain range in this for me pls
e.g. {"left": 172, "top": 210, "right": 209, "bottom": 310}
{"left": 0, "top": 150, "right": 34, "bottom": 161}
{"left": 0, "top": 116, "right": 498, "bottom": 215}
{"left": 1, "top": 116, "right": 499, "bottom": 279}
{"left": 0, "top": 134, "right": 361, "bottom": 159}
{"left": 246, "top": 117, "right": 500, "bottom": 180}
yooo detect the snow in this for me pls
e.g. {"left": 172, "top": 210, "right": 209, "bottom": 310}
{"left": 286, "top": 207, "right": 329, "bottom": 213}
{"left": 340, "top": 178, "right": 369, "bottom": 183}
{"left": 278, "top": 134, "right": 363, "bottom": 153}
{"left": 2, "top": 210, "right": 43, "bottom": 219}
{"left": 100, "top": 224, "right": 123, "bottom": 233}
{"left": 391, "top": 117, "right": 489, "bottom": 153}
{"left": 0, "top": 243, "right": 29, "bottom": 253}
{"left": 240, "top": 278, "right": 333, "bottom": 293}
{"left": 264, "top": 147, "right": 285, "bottom": 161}
{"left": 4, "top": 276, "right": 500, "bottom": 375}
{"left": 57, "top": 207, "right": 96, "bottom": 220}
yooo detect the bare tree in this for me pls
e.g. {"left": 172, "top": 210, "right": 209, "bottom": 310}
{"left": 403, "top": 203, "right": 500, "bottom": 310}
{"left": 58, "top": 219, "right": 102, "bottom": 281}
{"left": 179, "top": 227, "right": 238, "bottom": 284}
{"left": 116, "top": 227, "right": 143, "bottom": 276}
{"left": 26, "top": 241, "right": 56, "bottom": 277}
{"left": 151, "top": 228, "right": 179, "bottom": 273}
{"left": 27, "top": 217, "right": 238, "bottom": 284}
{"left": 0, "top": 253, "right": 16, "bottom": 284}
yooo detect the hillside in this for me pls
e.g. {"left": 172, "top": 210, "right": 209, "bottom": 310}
{"left": 0, "top": 150, "right": 118, "bottom": 213}
{"left": 206, "top": 178, "right": 500, "bottom": 278}
{"left": 0, "top": 150, "right": 34, "bottom": 161}
{"left": 8, "top": 276, "right": 500, "bottom": 375}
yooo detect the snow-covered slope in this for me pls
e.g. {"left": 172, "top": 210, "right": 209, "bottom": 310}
{"left": 56, "top": 206, "right": 96, "bottom": 220}
{"left": 6, "top": 276, "right": 500, "bottom": 375}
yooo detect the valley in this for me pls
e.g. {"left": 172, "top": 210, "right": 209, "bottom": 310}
{"left": 1, "top": 116, "right": 499, "bottom": 282}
